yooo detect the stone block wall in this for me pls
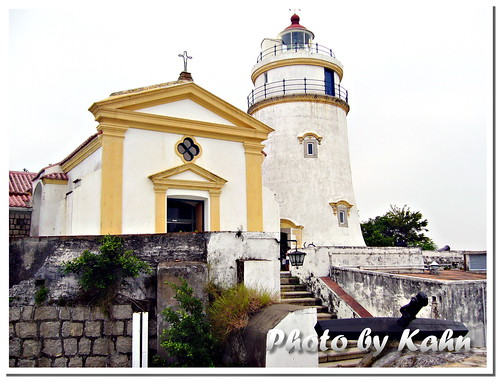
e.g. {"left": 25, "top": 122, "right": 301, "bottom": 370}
{"left": 9, "top": 209, "right": 32, "bottom": 240}
{"left": 9, "top": 305, "right": 134, "bottom": 367}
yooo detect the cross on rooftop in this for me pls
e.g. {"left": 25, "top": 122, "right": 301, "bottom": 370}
{"left": 178, "top": 51, "right": 192, "bottom": 72}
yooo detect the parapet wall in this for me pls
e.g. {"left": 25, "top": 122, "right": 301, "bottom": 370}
{"left": 291, "top": 246, "right": 424, "bottom": 280}
{"left": 330, "top": 267, "right": 487, "bottom": 347}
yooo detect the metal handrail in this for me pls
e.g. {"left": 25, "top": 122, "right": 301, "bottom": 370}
{"left": 247, "top": 78, "right": 348, "bottom": 109}
{"left": 256, "top": 42, "right": 336, "bottom": 63}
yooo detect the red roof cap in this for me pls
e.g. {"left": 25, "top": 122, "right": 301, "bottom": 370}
{"left": 285, "top": 13, "right": 307, "bottom": 30}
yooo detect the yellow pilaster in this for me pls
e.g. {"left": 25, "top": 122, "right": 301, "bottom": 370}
{"left": 209, "top": 189, "right": 222, "bottom": 231}
{"left": 243, "top": 142, "right": 265, "bottom": 231}
{"left": 98, "top": 124, "right": 127, "bottom": 235}
{"left": 154, "top": 187, "right": 167, "bottom": 233}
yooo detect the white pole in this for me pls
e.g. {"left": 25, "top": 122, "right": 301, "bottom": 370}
{"left": 141, "top": 312, "right": 149, "bottom": 367}
{"left": 132, "top": 312, "right": 141, "bottom": 367}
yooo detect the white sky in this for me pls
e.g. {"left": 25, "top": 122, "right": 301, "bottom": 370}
{"left": 4, "top": 0, "right": 494, "bottom": 250}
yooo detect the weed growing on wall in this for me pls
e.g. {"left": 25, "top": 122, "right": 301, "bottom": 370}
{"left": 160, "top": 278, "right": 217, "bottom": 367}
{"left": 61, "top": 235, "right": 151, "bottom": 310}
{"left": 34, "top": 284, "right": 49, "bottom": 305}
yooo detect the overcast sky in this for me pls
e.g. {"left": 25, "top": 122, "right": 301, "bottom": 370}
{"left": 5, "top": 0, "right": 493, "bottom": 251}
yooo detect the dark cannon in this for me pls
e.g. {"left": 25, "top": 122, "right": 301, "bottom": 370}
{"left": 315, "top": 292, "right": 468, "bottom": 342}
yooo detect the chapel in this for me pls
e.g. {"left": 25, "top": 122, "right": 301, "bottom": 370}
{"left": 29, "top": 72, "right": 280, "bottom": 236}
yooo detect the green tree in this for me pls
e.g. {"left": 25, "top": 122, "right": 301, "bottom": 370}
{"left": 361, "top": 205, "right": 437, "bottom": 250}
{"left": 160, "top": 278, "right": 217, "bottom": 367}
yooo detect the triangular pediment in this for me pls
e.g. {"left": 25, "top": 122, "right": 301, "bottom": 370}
{"left": 149, "top": 163, "right": 227, "bottom": 191}
{"left": 89, "top": 81, "right": 273, "bottom": 142}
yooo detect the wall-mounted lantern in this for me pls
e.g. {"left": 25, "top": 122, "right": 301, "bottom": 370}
{"left": 288, "top": 250, "right": 306, "bottom": 268}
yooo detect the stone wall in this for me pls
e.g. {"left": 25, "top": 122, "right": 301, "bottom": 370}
{"left": 9, "top": 209, "right": 32, "bottom": 240}
{"left": 422, "top": 250, "right": 465, "bottom": 268}
{"left": 9, "top": 231, "right": 280, "bottom": 367}
{"left": 9, "top": 305, "right": 135, "bottom": 367}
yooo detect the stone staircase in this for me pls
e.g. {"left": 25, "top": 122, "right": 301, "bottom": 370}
{"left": 280, "top": 271, "right": 369, "bottom": 367}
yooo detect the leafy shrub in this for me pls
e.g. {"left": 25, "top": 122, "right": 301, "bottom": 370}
{"left": 61, "top": 235, "right": 151, "bottom": 309}
{"left": 160, "top": 278, "right": 216, "bottom": 367}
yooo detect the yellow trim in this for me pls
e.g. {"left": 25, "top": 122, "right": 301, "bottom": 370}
{"left": 208, "top": 189, "right": 222, "bottom": 231}
{"left": 41, "top": 178, "right": 68, "bottom": 185}
{"left": 280, "top": 219, "right": 304, "bottom": 249}
{"left": 154, "top": 189, "right": 167, "bottom": 233}
{"left": 298, "top": 132, "right": 323, "bottom": 145}
{"left": 251, "top": 57, "right": 343, "bottom": 84}
{"left": 60, "top": 137, "right": 102, "bottom": 173}
{"left": 243, "top": 142, "right": 265, "bottom": 231}
{"left": 248, "top": 94, "right": 349, "bottom": 115}
{"left": 149, "top": 163, "right": 227, "bottom": 232}
{"left": 329, "top": 200, "right": 354, "bottom": 217}
{"left": 175, "top": 135, "right": 202, "bottom": 164}
{"left": 98, "top": 124, "right": 127, "bottom": 235}
{"left": 89, "top": 81, "right": 273, "bottom": 138}
{"left": 92, "top": 107, "right": 270, "bottom": 145}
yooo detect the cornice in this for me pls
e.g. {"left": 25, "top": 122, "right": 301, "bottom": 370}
{"left": 94, "top": 108, "right": 270, "bottom": 144}
{"left": 248, "top": 94, "right": 350, "bottom": 115}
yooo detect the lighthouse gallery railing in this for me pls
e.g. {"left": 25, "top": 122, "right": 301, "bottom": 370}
{"left": 247, "top": 78, "right": 348, "bottom": 109}
{"left": 256, "top": 42, "right": 336, "bottom": 63}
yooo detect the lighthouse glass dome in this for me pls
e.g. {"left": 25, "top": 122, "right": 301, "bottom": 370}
{"left": 281, "top": 30, "right": 313, "bottom": 49}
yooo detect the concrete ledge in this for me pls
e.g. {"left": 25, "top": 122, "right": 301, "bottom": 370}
{"left": 225, "top": 304, "right": 318, "bottom": 367}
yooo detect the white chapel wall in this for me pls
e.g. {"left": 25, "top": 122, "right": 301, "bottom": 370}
{"left": 66, "top": 148, "right": 102, "bottom": 235}
{"left": 122, "top": 129, "right": 182, "bottom": 234}
{"left": 195, "top": 136, "right": 248, "bottom": 231}
{"left": 121, "top": 128, "right": 249, "bottom": 233}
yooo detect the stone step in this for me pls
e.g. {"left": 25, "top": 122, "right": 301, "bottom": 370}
{"left": 317, "top": 312, "right": 334, "bottom": 320}
{"left": 318, "top": 357, "right": 363, "bottom": 368}
{"left": 280, "top": 284, "right": 307, "bottom": 292}
{"left": 281, "top": 290, "right": 313, "bottom": 299}
{"left": 280, "top": 277, "right": 300, "bottom": 285}
{"left": 280, "top": 271, "right": 292, "bottom": 278}
{"left": 318, "top": 347, "right": 369, "bottom": 363}
{"left": 280, "top": 297, "right": 321, "bottom": 306}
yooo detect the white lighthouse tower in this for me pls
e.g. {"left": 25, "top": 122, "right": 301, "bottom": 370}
{"left": 248, "top": 14, "right": 365, "bottom": 248}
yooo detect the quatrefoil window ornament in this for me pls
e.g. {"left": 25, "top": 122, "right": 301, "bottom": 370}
{"left": 177, "top": 137, "right": 200, "bottom": 162}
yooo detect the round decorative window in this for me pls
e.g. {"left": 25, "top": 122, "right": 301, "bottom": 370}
{"left": 177, "top": 137, "right": 200, "bottom": 162}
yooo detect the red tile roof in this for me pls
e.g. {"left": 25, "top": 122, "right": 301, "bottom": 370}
{"left": 42, "top": 173, "right": 69, "bottom": 181}
{"left": 9, "top": 171, "right": 36, "bottom": 208}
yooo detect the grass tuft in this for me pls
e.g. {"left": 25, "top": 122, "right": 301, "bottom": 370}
{"left": 207, "top": 282, "right": 276, "bottom": 343}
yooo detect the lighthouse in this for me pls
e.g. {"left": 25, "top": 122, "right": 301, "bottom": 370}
{"left": 248, "top": 14, "right": 366, "bottom": 247}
